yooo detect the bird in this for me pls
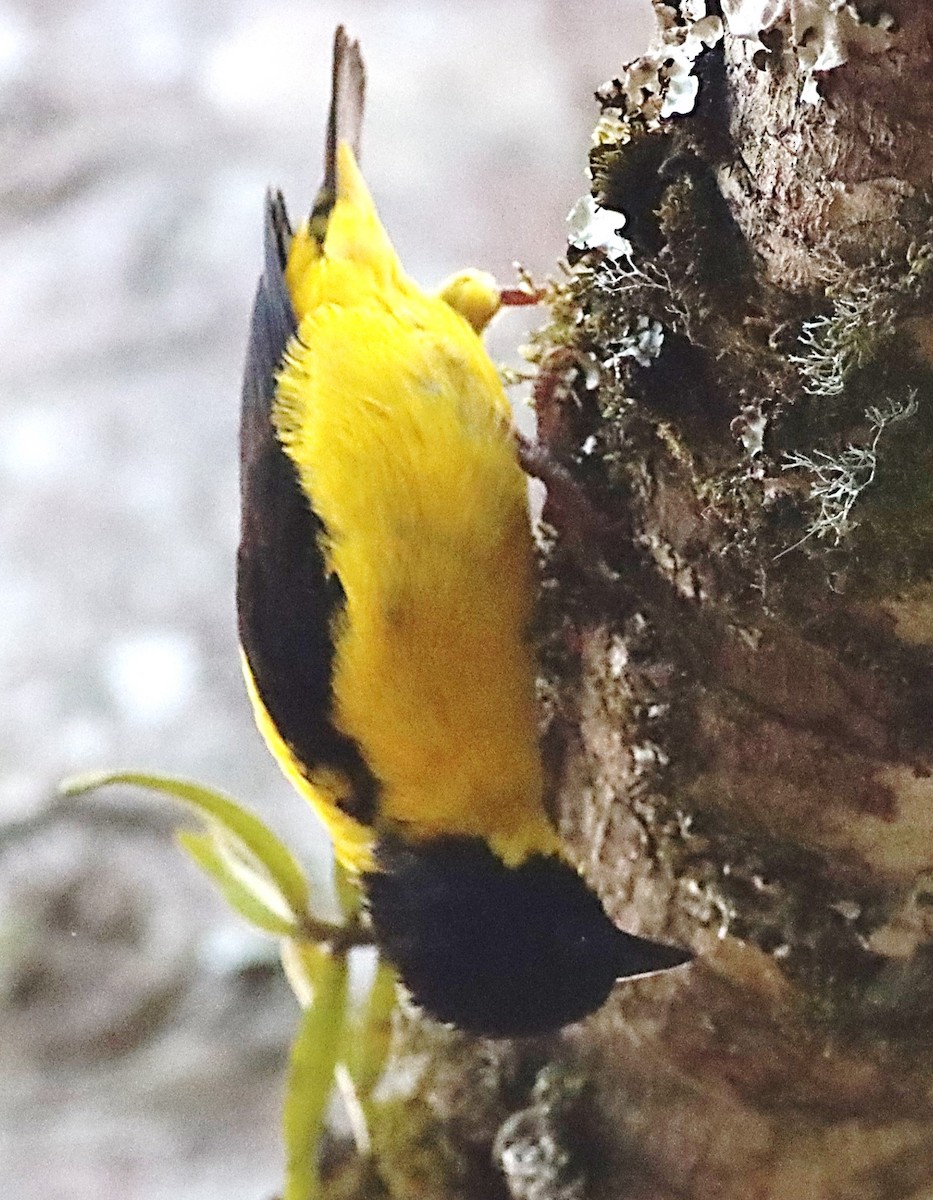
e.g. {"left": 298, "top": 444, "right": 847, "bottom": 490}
{"left": 236, "top": 26, "right": 691, "bottom": 1037}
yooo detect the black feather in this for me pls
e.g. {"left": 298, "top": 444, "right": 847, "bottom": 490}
{"left": 366, "top": 836, "right": 692, "bottom": 1037}
{"left": 237, "top": 191, "right": 377, "bottom": 823}
{"left": 310, "top": 25, "right": 366, "bottom": 244}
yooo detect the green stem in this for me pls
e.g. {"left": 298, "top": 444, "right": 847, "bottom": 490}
{"left": 282, "top": 950, "right": 349, "bottom": 1200}
{"left": 298, "top": 915, "right": 374, "bottom": 953}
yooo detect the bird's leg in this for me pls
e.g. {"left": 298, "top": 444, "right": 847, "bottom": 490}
{"left": 516, "top": 431, "right": 633, "bottom": 574}
{"left": 515, "top": 348, "right": 651, "bottom": 585}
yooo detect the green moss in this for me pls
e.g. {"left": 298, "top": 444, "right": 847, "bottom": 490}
{"left": 591, "top": 129, "right": 672, "bottom": 256}
{"left": 848, "top": 381, "right": 933, "bottom": 591}
{"left": 346, "top": 1019, "right": 572, "bottom": 1200}
{"left": 369, "top": 1096, "right": 468, "bottom": 1200}
{"left": 655, "top": 164, "right": 752, "bottom": 317}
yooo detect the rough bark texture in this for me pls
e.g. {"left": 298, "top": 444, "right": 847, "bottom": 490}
{"left": 363, "top": 2, "right": 933, "bottom": 1199}
{"left": 719, "top": 1, "right": 933, "bottom": 290}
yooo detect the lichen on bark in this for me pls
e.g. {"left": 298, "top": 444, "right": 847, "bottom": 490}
{"left": 521, "top": 0, "right": 933, "bottom": 1195}
{"left": 365, "top": 3, "right": 933, "bottom": 1197}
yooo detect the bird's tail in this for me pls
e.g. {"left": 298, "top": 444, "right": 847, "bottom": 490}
{"left": 310, "top": 25, "right": 366, "bottom": 244}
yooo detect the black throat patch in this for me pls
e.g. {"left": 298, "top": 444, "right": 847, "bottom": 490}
{"left": 364, "top": 836, "right": 672, "bottom": 1037}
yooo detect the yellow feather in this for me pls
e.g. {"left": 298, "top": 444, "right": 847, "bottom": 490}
{"left": 238, "top": 34, "right": 692, "bottom": 1036}
{"left": 273, "top": 141, "right": 559, "bottom": 868}
{"left": 240, "top": 649, "right": 376, "bottom": 873}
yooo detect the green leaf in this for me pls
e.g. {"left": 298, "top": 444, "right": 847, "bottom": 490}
{"left": 280, "top": 937, "right": 332, "bottom": 1008}
{"left": 62, "top": 770, "right": 309, "bottom": 919}
{"left": 282, "top": 951, "right": 349, "bottom": 1200}
{"left": 334, "top": 858, "right": 363, "bottom": 922}
{"left": 177, "top": 829, "right": 299, "bottom": 937}
{"left": 342, "top": 955, "right": 397, "bottom": 1101}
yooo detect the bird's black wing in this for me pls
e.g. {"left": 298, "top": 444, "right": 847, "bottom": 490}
{"left": 237, "top": 191, "right": 377, "bottom": 823}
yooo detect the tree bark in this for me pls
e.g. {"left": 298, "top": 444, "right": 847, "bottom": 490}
{"left": 370, "top": 4, "right": 933, "bottom": 1198}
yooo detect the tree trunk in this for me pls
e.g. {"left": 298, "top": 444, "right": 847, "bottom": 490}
{"left": 370, "top": 4, "right": 933, "bottom": 1198}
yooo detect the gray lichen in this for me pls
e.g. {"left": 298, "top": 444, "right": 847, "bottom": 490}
{"left": 789, "top": 286, "right": 897, "bottom": 397}
{"left": 523, "top": 0, "right": 933, "bottom": 1055}
{"left": 781, "top": 394, "right": 918, "bottom": 548}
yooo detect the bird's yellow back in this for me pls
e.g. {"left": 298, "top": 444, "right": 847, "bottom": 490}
{"left": 267, "top": 143, "right": 558, "bottom": 868}
{"left": 237, "top": 29, "right": 691, "bottom": 1036}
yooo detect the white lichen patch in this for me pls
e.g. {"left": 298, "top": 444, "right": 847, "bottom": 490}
{"left": 567, "top": 195, "right": 632, "bottom": 258}
{"left": 606, "top": 315, "right": 665, "bottom": 371}
{"left": 789, "top": 289, "right": 886, "bottom": 397}
{"left": 597, "top": 2, "right": 723, "bottom": 131}
{"left": 731, "top": 401, "right": 768, "bottom": 458}
{"left": 721, "top": 0, "right": 895, "bottom": 105}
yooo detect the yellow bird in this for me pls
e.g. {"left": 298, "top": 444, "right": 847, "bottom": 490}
{"left": 237, "top": 27, "right": 690, "bottom": 1036}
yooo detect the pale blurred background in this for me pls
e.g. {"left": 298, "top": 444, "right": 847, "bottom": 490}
{"left": 0, "top": 2, "right": 653, "bottom": 1196}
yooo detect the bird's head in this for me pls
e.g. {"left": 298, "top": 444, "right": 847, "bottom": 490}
{"left": 436, "top": 268, "right": 501, "bottom": 334}
{"left": 365, "top": 836, "right": 691, "bottom": 1037}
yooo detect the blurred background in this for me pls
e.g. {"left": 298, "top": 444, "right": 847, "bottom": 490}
{"left": 0, "top": 2, "right": 653, "bottom": 1196}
